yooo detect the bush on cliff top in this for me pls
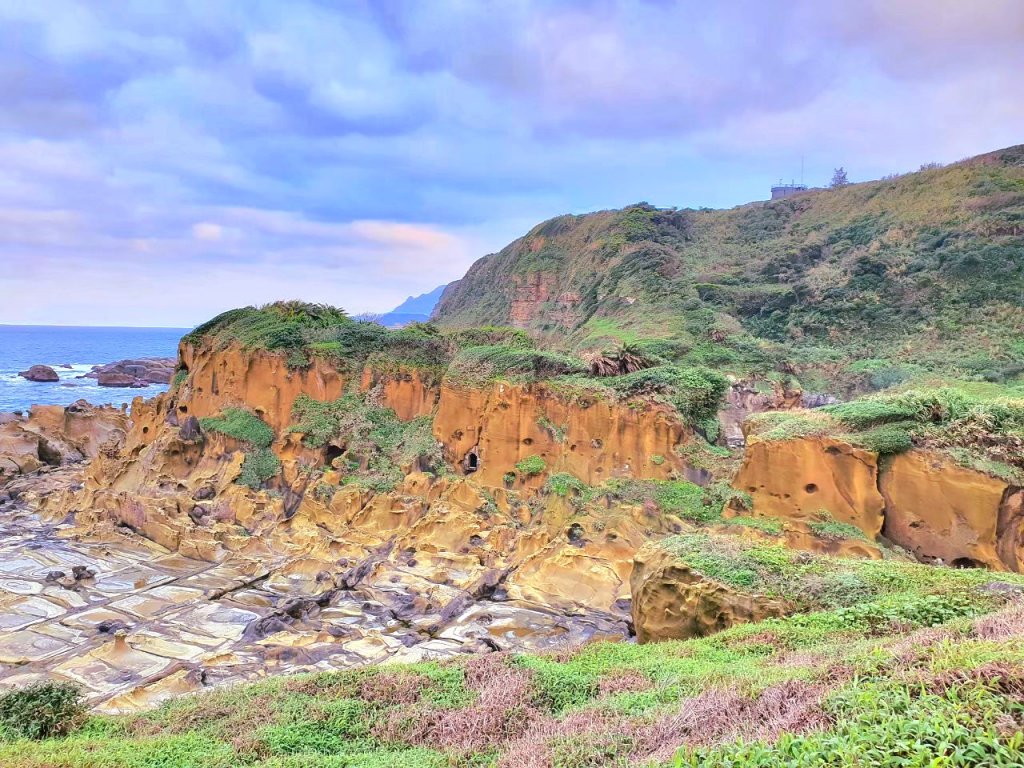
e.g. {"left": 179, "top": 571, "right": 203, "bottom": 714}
{"left": 608, "top": 364, "right": 729, "bottom": 426}
{"left": 447, "top": 344, "right": 588, "bottom": 383}
{"left": 183, "top": 301, "right": 352, "bottom": 350}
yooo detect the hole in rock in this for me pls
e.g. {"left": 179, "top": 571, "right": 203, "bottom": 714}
{"left": 591, "top": 438, "right": 603, "bottom": 449}
{"left": 804, "top": 483, "right": 818, "bottom": 494}
{"left": 952, "top": 557, "right": 984, "bottom": 569}
{"left": 324, "top": 445, "right": 344, "bottom": 467}
{"left": 523, "top": 437, "right": 533, "bottom": 446}
{"left": 462, "top": 448, "right": 480, "bottom": 474}
{"left": 178, "top": 405, "right": 188, "bottom": 414}
{"left": 142, "top": 426, "right": 149, "bottom": 434}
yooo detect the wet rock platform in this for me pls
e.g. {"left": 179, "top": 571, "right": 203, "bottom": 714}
{"left": 0, "top": 499, "right": 624, "bottom": 714}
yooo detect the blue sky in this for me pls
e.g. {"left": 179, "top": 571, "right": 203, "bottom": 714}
{"left": 0, "top": 0, "right": 1021, "bottom": 327}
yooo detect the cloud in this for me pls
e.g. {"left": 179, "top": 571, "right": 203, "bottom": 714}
{"left": 0, "top": 0, "right": 1020, "bottom": 326}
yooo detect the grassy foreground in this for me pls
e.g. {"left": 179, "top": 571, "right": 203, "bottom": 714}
{"left": 4, "top": 557, "right": 1024, "bottom": 767}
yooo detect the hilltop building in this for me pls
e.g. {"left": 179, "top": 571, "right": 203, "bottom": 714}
{"left": 771, "top": 183, "right": 808, "bottom": 200}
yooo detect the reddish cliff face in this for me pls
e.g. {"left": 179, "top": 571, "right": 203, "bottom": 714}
{"left": 174, "top": 342, "right": 698, "bottom": 492}
{"left": 735, "top": 436, "right": 1024, "bottom": 572}
{"left": 434, "top": 381, "right": 693, "bottom": 489}
{"left": 880, "top": 451, "right": 1024, "bottom": 572}
{"left": 735, "top": 437, "right": 885, "bottom": 537}
{"left": 178, "top": 343, "right": 348, "bottom": 432}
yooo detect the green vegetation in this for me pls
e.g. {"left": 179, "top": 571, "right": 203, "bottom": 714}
{"left": 514, "top": 454, "right": 546, "bottom": 477}
{"left": 433, "top": 149, "right": 1024, "bottom": 396}
{"left": 606, "top": 479, "right": 747, "bottom": 525}
{"left": 722, "top": 515, "right": 784, "bottom": 536}
{"left": 8, "top": 551, "right": 1024, "bottom": 767}
{"left": 0, "top": 683, "right": 85, "bottom": 741}
{"left": 199, "top": 408, "right": 280, "bottom": 489}
{"left": 607, "top": 365, "right": 728, "bottom": 429}
{"left": 448, "top": 345, "right": 587, "bottom": 383}
{"left": 747, "top": 385, "right": 1024, "bottom": 481}
{"left": 289, "top": 393, "right": 444, "bottom": 492}
{"left": 808, "top": 512, "right": 869, "bottom": 542}
{"left": 199, "top": 408, "right": 274, "bottom": 448}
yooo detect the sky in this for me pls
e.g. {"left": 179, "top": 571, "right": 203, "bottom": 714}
{"left": 0, "top": 0, "right": 1021, "bottom": 327}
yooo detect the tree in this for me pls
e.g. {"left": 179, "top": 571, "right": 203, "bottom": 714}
{"left": 830, "top": 167, "right": 850, "bottom": 188}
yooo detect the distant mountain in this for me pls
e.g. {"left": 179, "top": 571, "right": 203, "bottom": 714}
{"left": 372, "top": 284, "right": 448, "bottom": 327}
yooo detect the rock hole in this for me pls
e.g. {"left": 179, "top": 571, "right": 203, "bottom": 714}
{"left": 951, "top": 557, "right": 984, "bottom": 569}
{"left": 325, "top": 445, "right": 344, "bottom": 466}
{"left": 178, "top": 405, "right": 188, "bottom": 414}
{"left": 591, "top": 438, "right": 603, "bottom": 449}
{"left": 567, "top": 523, "right": 586, "bottom": 547}
{"left": 522, "top": 437, "right": 533, "bottom": 446}
{"left": 824, "top": 446, "right": 840, "bottom": 455}
{"left": 569, "top": 443, "right": 577, "bottom": 452}
{"left": 462, "top": 447, "right": 480, "bottom": 474}
{"left": 142, "top": 426, "right": 149, "bottom": 435}
{"left": 804, "top": 483, "right": 818, "bottom": 494}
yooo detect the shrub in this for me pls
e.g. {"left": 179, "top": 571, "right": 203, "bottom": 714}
{"left": 289, "top": 394, "right": 444, "bottom": 492}
{"left": 851, "top": 423, "right": 914, "bottom": 454}
{"left": 515, "top": 455, "right": 547, "bottom": 476}
{"left": 545, "top": 472, "right": 589, "bottom": 497}
{"left": 199, "top": 408, "right": 274, "bottom": 448}
{"left": 448, "top": 345, "right": 587, "bottom": 383}
{"left": 0, "top": 682, "right": 86, "bottom": 740}
{"left": 184, "top": 302, "right": 351, "bottom": 349}
{"left": 237, "top": 447, "right": 281, "bottom": 489}
{"left": 609, "top": 365, "right": 728, "bottom": 425}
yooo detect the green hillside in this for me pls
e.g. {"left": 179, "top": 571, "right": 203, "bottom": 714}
{"left": 435, "top": 145, "right": 1024, "bottom": 396}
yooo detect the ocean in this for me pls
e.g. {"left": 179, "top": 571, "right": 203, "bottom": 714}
{"left": 0, "top": 325, "right": 188, "bottom": 413}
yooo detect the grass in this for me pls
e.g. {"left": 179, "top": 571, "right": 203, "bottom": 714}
{"left": 7, "top": 551, "right": 1024, "bottom": 767}
{"left": 433, "top": 148, "right": 1024, "bottom": 397}
{"left": 605, "top": 479, "right": 744, "bottom": 525}
{"left": 199, "top": 408, "right": 274, "bottom": 448}
{"left": 199, "top": 408, "right": 280, "bottom": 489}
{"left": 746, "top": 385, "right": 1024, "bottom": 481}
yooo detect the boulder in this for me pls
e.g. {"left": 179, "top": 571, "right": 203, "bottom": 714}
{"left": 631, "top": 540, "right": 792, "bottom": 643}
{"left": 86, "top": 358, "right": 176, "bottom": 388}
{"left": 98, "top": 371, "right": 144, "bottom": 388}
{"left": 18, "top": 365, "right": 59, "bottom": 382}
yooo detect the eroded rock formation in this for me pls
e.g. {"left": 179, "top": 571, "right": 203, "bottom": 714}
{"left": 736, "top": 436, "right": 1024, "bottom": 572}
{"left": 85, "top": 358, "right": 176, "bottom": 387}
{"left": 0, "top": 400, "right": 127, "bottom": 487}
{"left": 631, "top": 540, "right": 792, "bottom": 643}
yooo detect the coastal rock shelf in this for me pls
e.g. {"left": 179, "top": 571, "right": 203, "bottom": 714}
{"left": 0, "top": 490, "right": 624, "bottom": 714}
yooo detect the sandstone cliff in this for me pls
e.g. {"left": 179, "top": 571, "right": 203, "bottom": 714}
{"left": 736, "top": 436, "right": 1024, "bottom": 572}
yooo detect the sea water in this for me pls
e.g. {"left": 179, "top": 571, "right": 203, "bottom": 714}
{"left": 0, "top": 325, "right": 187, "bottom": 413}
